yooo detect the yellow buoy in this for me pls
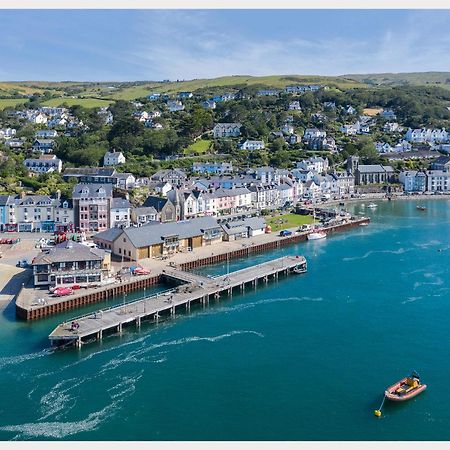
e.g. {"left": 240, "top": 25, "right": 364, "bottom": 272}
{"left": 374, "top": 410, "right": 382, "bottom": 417}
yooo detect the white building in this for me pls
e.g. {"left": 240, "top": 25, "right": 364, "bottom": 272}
{"left": 167, "top": 100, "right": 185, "bottom": 112}
{"left": 383, "top": 122, "right": 402, "bottom": 133}
{"left": 303, "top": 128, "right": 326, "bottom": 140}
{"left": 23, "top": 155, "right": 62, "bottom": 174}
{"left": 288, "top": 101, "right": 302, "bottom": 111}
{"left": 213, "top": 123, "right": 242, "bottom": 138}
{"left": 426, "top": 170, "right": 450, "bottom": 192}
{"left": 399, "top": 171, "right": 427, "bottom": 193}
{"left": 0, "top": 128, "right": 16, "bottom": 140}
{"left": 104, "top": 151, "right": 126, "bottom": 166}
{"left": 239, "top": 140, "right": 265, "bottom": 150}
{"left": 296, "top": 157, "right": 329, "bottom": 174}
{"left": 405, "top": 128, "right": 449, "bottom": 143}
{"left": 110, "top": 198, "right": 131, "bottom": 228}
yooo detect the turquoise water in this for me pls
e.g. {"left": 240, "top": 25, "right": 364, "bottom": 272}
{"left": 1, "top": 199, "right": 450, "bottom": 440}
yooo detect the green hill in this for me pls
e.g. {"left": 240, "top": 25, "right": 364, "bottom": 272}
{"left": 343, "top": 72, "right": 450, "bottom": 89}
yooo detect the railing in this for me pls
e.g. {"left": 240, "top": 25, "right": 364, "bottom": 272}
{"left": 60, "top": 286, "right": 178, "bottom": 325}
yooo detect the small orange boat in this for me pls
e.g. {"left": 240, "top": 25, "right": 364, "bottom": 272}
{"left": 385, "top": 372, "right": 427, "bottom": 402}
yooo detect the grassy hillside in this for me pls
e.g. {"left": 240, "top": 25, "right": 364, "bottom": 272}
{"left": 344, "top": 72, "right": 450, "bottom": 89}
{"left": 41, "top": 97, "right": 113, "bottom": 108}
{"left": 108, "top": 75, "right": 365, "bottom": 100}
{"left": 0, "top": 98, "right": 30, "bottom": 110}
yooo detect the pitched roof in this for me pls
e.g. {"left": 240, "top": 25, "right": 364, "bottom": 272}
{"left": 114, "top": 216, "right": 221, "bottom": 248}
{"left": 32, "top": 241, "right": 105, "bottom": 265}
{"left": 72, "top": 183, "right": 113, "bottom": 198}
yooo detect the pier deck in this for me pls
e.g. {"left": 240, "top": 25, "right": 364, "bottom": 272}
{"left": 49, "top": 255, "right": 306, "bottom": 347}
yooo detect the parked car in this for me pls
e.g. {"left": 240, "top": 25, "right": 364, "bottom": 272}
{"left": 279, "top": 230, "right": 293, "bottom": 237}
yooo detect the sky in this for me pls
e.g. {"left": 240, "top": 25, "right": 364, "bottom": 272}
{"left": 0, "top": 9, "right": 450, "bottom": 81}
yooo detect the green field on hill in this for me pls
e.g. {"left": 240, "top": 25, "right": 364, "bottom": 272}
{"left": 183, "top": 139, "right": 213, "bottom": 156}
{"left": 41, "top": 97, "right": 114, "bottom": 108}
{"left": 0, "top": 98, "right": 29, "bottom": 109}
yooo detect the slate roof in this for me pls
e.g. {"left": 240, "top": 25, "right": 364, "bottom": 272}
{"left": 32, "top": 241, "right": 105, "bottom": 265}
{"left": 96, "top": 217, "right": 221, "bottom": 248}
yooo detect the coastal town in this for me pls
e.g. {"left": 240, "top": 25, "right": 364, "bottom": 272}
{"left": 1, "top": 77, "right": 450, "bottom": 340}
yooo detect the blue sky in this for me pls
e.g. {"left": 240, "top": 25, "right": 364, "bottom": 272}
{"left": 1, "top": 10, "right": 450, "bottom": 81}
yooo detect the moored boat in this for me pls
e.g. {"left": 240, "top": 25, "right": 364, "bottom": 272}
{"left": 307, "top": 231, "right": 326, "bottom": 240}
{"left": 416, "top": 205, "right": 427, "bottom": 211}
{"left": 367, "top": 203, "right": 377, "bottom": 209}
{"left": 384, "top": 372, "right": 427, "bottom": 402}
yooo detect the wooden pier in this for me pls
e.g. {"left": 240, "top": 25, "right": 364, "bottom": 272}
{"left": 48, "top": 255, "right": 307, "bottom": 348}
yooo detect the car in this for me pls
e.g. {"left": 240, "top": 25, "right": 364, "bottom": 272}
{"left": 279, "top": 230, "right": 293, "bottom": 237}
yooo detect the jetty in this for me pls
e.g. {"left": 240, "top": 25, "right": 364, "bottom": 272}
{"left": 49, "top": 255, "right": 307, "bottom": 348}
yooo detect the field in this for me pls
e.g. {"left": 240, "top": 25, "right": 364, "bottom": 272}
{"left": 183, "top": 139, "right": 212, "bottom": 156}
{"left": 362, "top": 108, "right": 382, "bottom": 116}
{"left": 0, "top": 98, "right": 29, "bottom": 110}
{"left": 345, "top": 72, "right": 450, "bottom": 90}
{"left": 108, "top": 75, "right": 366, "bottom": 100}
{"left": 41, "top": 97, "right": 114, "bottom": 108}
{"left": 266, "top": 213, "right": 316, "bottom": 232}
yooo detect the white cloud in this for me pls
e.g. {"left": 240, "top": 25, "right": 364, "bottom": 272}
{"left": 121, "top": 10, "right": 450, "bottom": 79}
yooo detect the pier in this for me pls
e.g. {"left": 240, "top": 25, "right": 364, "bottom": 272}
{"left": 48, "top": 255, "right": 307, "bottom": 348}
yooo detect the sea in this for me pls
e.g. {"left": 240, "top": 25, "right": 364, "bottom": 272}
{"left": 1, "top": 199, "right": 450, "bottom": 441}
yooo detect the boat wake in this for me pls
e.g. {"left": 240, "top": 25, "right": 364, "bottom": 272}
{"left": 342, "top": 248, "right": 411, "bottom": 262}
{"left": 0, "top": 348, "right": 51, "bottom": 371}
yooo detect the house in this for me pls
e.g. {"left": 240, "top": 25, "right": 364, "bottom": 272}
{"left": 375, "top": 142, "right": 394, "bottom": 153}
{"left": 103, "top": 151, "right": 126, "bottom": 166}
{"left": 167, "top": 100, "right": 185, "bottom": 112}
{"left": 132, "top": 111, "right": 149, "bottom": 122}
{"left": 35, "top": 129, "right": 58, "bottom": 139}
{"left": 147, "top": 93, "right": 161, "bottom": 100}
{"left": 72, "top": 184, "right": 113, "bottom": 232}
{"left": 323, "top": 101, "right": 336, "bottom": 109}
{"left": 405, "top": 128, "right": 449, "bottom": 143}
{"left": 383, "top": 122, "right": 402, "bottom": 133}
{"left": 399, "top": 171, "right": 427, "bottom": 193}
{"left": 23, "top": 155, "right": 62, "bottom": 174}
{"left": 31, "top": 241, "right": 111, "bottom": 288}
{"left": 0, "top": 128, "right": 16, "bottom": 140}
{"left": 430, "top": 155, "right": 450, "bottom": 171}
{"left": 296, "top": 157, "right": 329, "bottom": 174}
{"left": 193, "top": 162, "right": 233, "bottom": 175}
{"left": 345, "top": 105, "right": 357, "bottom": 115}
{"left": 286, "top": 134, "right": 301, "bottom": 145}
{"left": 130, "top": 206, "right": 159, "bottom": 225}
{"left": 63, "top": 167, "right": 117, "bottom": 184}
{"left": 426, "top": 170, "right": 450, "bottom": 192}
{"left": 29, "top": 113, "right": 48, "bottom": 124}
{"left": 14, "top": 195, "right": 62, "bottom": 232}
{"left": 306, "top": 137, "right": 336, "bottom": 152}
{"left": 32, "top": 139, "right": 55, "bottom": 154}
{"left": 257, "top": 89, "right": 280, "bottom": 96}
{"left": 212, "top": 93, "right": 236, "bottom": 102}
{"left": 201, "top": 100, "right": 216, "bottom": 110}
{"left": 302, "top": 180, "right": 321, "bottom": 199}
{"left": 151, "top": 169, "right": 187, "bottom": 186}
{"left": 93, "top": 216, "right": 223, "bottom": 261}
{"left": 380, "top": 109, "right": 397, "bottom": 120}
{"left": 110, "top": 198, "right": 131, "bottom": 228}
{"left": 282, "top": 123, "right": 294, "bottom": 135}
{"left": 221, "top": 217, "right": 266, "bottom": 241}
{"left": 113, "top": 173, "right": 136, "bottom": 190}
{"left": 303, "top": 128, "right": 326, "bottom": 141}
{"left": 239, "top": 140, "right": 265, "bottom": 151}
{"left": 213, "top": 123, "right": 242, "bottom": 138}
{"left": 288, "top": 101, "right": 302, "bottom": 111}
{"left": 5, "top": 138, "right": 25, "bottom": 149}
{"left": 97, "top": 108, "right": 114, "bottom": 125}
{"left": 154, "top": 181, "right": 173, "bottom": 196}
{"left": 332, "top": 172, "right": 355, "bottom": 195}
{"left": 178, "top": 92, "right": 193, "bottom": 99}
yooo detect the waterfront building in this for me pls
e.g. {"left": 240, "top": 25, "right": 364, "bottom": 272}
{"left": 93, "top": 216, "right": 223, "bottom": 261}
{"left": 72, "top": 184, "right": 113, "bottom": 232}
{"left": 399, "top": 171, "right": 427, "bottom": 193}
{"left": 31, "top": 240, "right": 111, "bottom": 288}
{"left": 221, "top": 217, "right": 266, "bottom": 241}
{"left": 23, "top": 155, "right": 62, "bottom": 174}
